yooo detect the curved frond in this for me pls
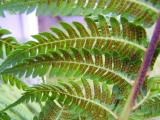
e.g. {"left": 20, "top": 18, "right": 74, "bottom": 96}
{"left": 130, "top": 76, "right": 160, "bottom": 119}
{"left": 0, "top": 28, "right": 18, "bottom": 59}
{"left": 1, "top": 48, "right": 139, "bottom": 87}
{"left": 130, "top": 93, "right": 160, "bottom": 119}
{"left": 0, "top": 84, "right": 40, "bottom": 120}
{"left": 3, "top": 79, "right": 119, "bottom": 119}
{"left": 0, "top": 16, "right": 147, "bottom": 74}
{"left": 0, "top": 112, "right": 11, "bottom": 120}
{"left": 34, "top": 100, "right": 89, "bottom": 120}
{"left": 0, "top": 0, "right": 158, "bottom": 26}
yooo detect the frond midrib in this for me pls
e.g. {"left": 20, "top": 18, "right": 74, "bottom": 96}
{"left": 7, "top": 36, "right": 146, "bottom": 61}
{"left": 0, "top": 39, "right": 16, "bottom": 49}
{"left": 144, "top": 94, "right": 160, "bottom": 105}
{"left": 0, "top": 36, "right": 145, "bottom": 72}
{"left": 29, "top": 37, "right": 146, "bottom": 51}
{"left": 4, "top": 58, "right": 133, "bottom": 85}
{"left": 25, "top": 86, "right": 118, "bottom": 119}
{"left": 55, "top": 107, "right": 64, "bottom": 120}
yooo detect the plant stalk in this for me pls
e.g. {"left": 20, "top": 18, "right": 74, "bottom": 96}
{"left": 120, "top": 14, "right": 160, "bottom": 120}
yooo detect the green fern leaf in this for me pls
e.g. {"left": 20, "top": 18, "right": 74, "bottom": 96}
{"left": 0, "top": 112, "right": 11, "bottom": 120}
{"left": 34, "top": 100, "right": 90, "bottom": 120}
{"left": 0, "top": 0, "right": 158, "bottom": 26}
{"left": 1, "top": 48, "right": 139, "bottom": 88}
{"left": 131, "top": 93, "right": 160, "bottom": 119}
{"left": 3, "top": 79, "right": 119, "bottom": 119}
{"left": 0, "top": 28, "right": 18, "bottom": 59}
{"left": 0, "top": 16, "right": 147, "bottom": 74}
{"left": 0, "top": 84, "right": 40, "bottom": 120}
{"left": 129, "top": 76, "right": 160, "bottom": 119}
{"left": 146, "top": 76, "right": 160, "bottom": 93}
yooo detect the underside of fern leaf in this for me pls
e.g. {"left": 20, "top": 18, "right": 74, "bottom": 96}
{"left": 34, "top": 100, "right": 82, "bottom": 120}
{"left": 0, "top": 16, "right": 148, "bottom": 78}
{"left": 3, "top": 79, "right": 120, "bottom": 119}
{"left": 0, "top": 0, "right": 159, "bottom": 27}
{"left": 1, "top": 48, "right": 140, "bottom": 89}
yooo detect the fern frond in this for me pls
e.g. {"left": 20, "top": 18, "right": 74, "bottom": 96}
{"left": 1, "top": 48, "right": 139, "bottom": 88}
{"left": 0, "top": 84, "right": 40, "bottom": 120}
{"left": 0, "top": 16, "right": 147, "bottom": 74}
{"left": 0, "top": 28, "right": 18, "bottom": 59}
{"left": 146, "top": 76, "right": 160, "bottom": 92}
{"left": 3, "top": 79, "right": 119, "bottom": 119}
{"left": 0, "top": 75, "right": 27, "bottom": 90}
{"left": 0, "top": 112, "right": 11, "bottom": 120}
{"left": 130, "top": 93, "right": 160, "bottom": 119}
{"left": 130, "top": 76, "right": 160, "bottom": 119}
{"left": 34, "top": 100, "right": 89, "bottom": 120}
{"left": 0, "top": 0, "right": 158, "bottom": 26}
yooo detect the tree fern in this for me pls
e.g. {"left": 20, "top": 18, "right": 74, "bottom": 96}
{"left": 3, "top": 79, "right": 120, "bottom": 119}
{"left": 0, "top": 0, "right": 160, "bottom": 120}
{"left": 0, "top": 16, "right": 148, "bottom": 74}
{"left": 1, "top": 48, "right": 140, "bottom": 89}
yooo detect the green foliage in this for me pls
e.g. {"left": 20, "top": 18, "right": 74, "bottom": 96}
{"left": 0, "top": 16, "right": 147, "bottom": 75}
{"left": 0, "top": 112, "right": 11, "bottom": 120}
{"left": 0, "top": 0, "right": 159, "bottom": 26}
{"left": 0, "top": 28, "right": 18, "bottom": 59}
{"left": 0, "top": 75, "right": 27, "bottom": 90}
{"left": 0, "top": 0, "right": 160, "bottom": 120}
{"left": 1, "top": 48, "right": 139, "bottom": 88}
{"left": 0, "top": 84, "right": 40, "bottom": 120}
{"left": 34, "top": 100, "right": 83, "bottom": 120}
{"left": 135, "top": 93, "right": 160, "bottom": 119}
{"left": 129, "top": 76, "right": 160, "bottom": 119}
{"left": 3, "top": 79, "right": 119, "bottom": 119}
{"left": 0, "top": 28, "right": 25, "bottom": 89}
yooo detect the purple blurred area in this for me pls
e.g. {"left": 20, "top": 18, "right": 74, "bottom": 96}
{"left": 0, "top": 12, "right": 84, "bottom": 42}
{"left": 38, "top": 16, "right": 84, "bottom": 32}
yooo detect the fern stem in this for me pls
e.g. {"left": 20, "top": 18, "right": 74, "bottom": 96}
{"left": 120, "top": 14, "right": 160, "bottom": 120}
